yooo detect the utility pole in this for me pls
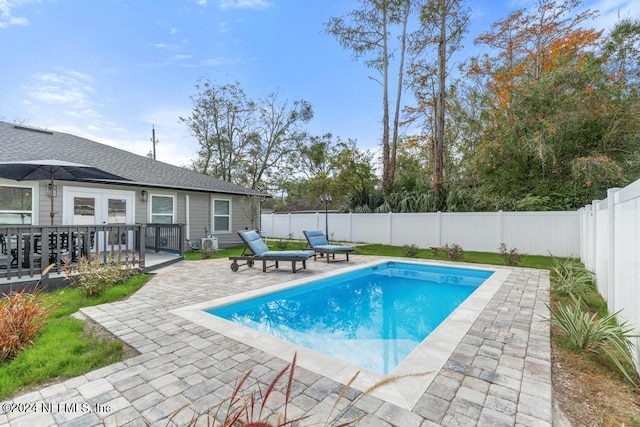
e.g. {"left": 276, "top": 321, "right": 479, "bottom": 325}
{"left": 151, "top": 125, "right": 159, "bottom": 160}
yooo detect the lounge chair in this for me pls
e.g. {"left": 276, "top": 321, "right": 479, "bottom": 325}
{"left": 229, "top": 230, "right": 315, "bottom": 273}
{"left": 303, "top": 230, "right": 354, "bottom": 263}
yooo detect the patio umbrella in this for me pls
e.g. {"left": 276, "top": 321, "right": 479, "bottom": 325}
{"left": 0, "top": 159, "right": 131, "bottom": 225}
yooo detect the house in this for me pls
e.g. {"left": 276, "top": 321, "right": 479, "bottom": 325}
{"left": 0, "top": 121, "right": 267, "bottom": 250}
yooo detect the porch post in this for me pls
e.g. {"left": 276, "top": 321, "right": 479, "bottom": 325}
{"left": 178, "top": 224, "right": 185, "bottom": 256}
{"left": 139, "top": 224, "right": 146, "bottom": 271}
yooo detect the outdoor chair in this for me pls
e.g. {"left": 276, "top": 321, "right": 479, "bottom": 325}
{"left": 229, "top": 230, "right": 315, "bottom": 273}
{"left": 303, "top": 230, "right": 354, "bottom": 263}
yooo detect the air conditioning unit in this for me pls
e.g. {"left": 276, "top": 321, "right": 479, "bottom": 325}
{"left": 201, "top": 237, "right": 218, "bottom": 250}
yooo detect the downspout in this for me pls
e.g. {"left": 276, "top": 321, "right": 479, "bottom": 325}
{"left": 185, "top": 194, "right": 190, "bottom": 241}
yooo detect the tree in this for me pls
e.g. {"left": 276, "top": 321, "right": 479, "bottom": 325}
{"left": 180, "top": 79, "right": 313, "bottom": 191}
{"left": 409, "top": 0, "right": 470, "bottom": 209}
{"left": 602, "top": 18, "right": 640, "bottom": 88}
{"left": 474, "top": 0, "right": 600, "bottom": 109}
{"left": 180, "top": 80, "right": 256, "bottom": 183}
{"left": 457, "top": 0, "right": 638, "bottom": 210}
{"left": 474, "top": 51, "right": 638, "bottom": 210}
{"left": 325, "top": 0, "right": 416, "bottom": 191}
{"left": 292, "top": 134, "right": 378, "bottom": 204}
{"left": 246, "top": 91, "right": 313, "bottom": 190}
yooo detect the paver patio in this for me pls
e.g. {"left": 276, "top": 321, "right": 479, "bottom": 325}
{"left": 0, "top": 255, "right": 552, "bottom": 426}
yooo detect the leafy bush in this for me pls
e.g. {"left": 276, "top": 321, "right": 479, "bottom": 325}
{"left": 276, "top": 233, "right": 294, "bottom": 250}
{"left": 545, "top": 295, "right": 639, "bottom": 386}
{"left": 550, "top": 256, "right": 596, "bottom": 298}
{"left": 62, "top": 252, "right": 140, "bottom": 298}
{"left": 199, "top": 246, "right": 217, "bottom": 259}
{"left": 0, "top": 289, "right": 51, "bottom": 362}
{"left": 444, "top": 243, "right": 464, "bottom": 261}
{"left": 499, "top": 243, "right": 525, "bottom": 266}
{"left": 402, "top": 244, "right": 419, "bottom": 257}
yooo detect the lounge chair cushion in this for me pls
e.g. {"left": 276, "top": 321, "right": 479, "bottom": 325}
{"left": 240, "top": 230, "right": 314, "bottom": 259}
{"left": 305, "top": 230, "right": 330, "bottom": 247}
{"left": 304, "top": 231, "right": 353, "bottom": 253}
{"left": 313, "top": 244, "right": 353, "bottom": 252}
{"left": 241, "top": 230, "right": 270, "bottom": 256}
{"left": 260, "top": 250, "right": 315, "bottom": 258}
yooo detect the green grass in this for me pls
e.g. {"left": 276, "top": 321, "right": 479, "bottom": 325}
{"left": 185, "top": 242, "right": 557, "bottom": 270}
{"left": 352, "top": 244, "right": 556, "bottom": 270}
{"left": 0, "top": 274, "right": 151, "bottom": 399}
{"left": 183, "top": 240, "right": 309, "bottom": 261}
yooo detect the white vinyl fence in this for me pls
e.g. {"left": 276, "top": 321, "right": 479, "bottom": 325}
{"left": 260, "top": 210, "right": 580, "bottom": 257}
{"left": 580, "top": 179, "right": 640, "bottom": 372}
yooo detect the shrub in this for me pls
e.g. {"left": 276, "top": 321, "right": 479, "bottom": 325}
{"left": 0, "top": 289, "right": 51, "bottom": 362}
{"left": 200, "top": 246, "right": 217, "bottom": 259}
{"left": 444, "top": 243, "right": 464, "bottom": 261}
{"left": 550, "top": 256, "right": 596, "bottom": 298}
{"left": 545, "top": 295, "right": 639, "bottom": 387}
{"left": 62, "top": 252, "right": 140, "bottom": 298}
{"left": 402, "top": 244, "right": 419, "bottom": 257}
{"left": 499, "top": 243, "right": 525, "bottom": 266}
{"left": 276, "top": 233, "right": 294, "bottom": 250}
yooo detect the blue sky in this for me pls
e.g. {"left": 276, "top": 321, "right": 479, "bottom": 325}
{"left": 1, "top": 0, "right": 636, "bottom": 167}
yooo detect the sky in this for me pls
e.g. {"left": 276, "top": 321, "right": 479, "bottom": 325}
{"left": 1, "top": 0, "right": 637, "bottom": 168}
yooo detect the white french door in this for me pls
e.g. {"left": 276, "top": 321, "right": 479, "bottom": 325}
{"left": 63, "top": 187, "right": 135, "bottom": 252}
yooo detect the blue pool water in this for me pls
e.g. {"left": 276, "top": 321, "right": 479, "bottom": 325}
{"left": 206, "top": 262, "right": 493, "bottom": 374}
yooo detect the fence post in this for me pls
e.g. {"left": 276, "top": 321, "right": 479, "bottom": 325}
{"left": 436, "top": 211, "right": 442, "bottom": 247}
{"left": 271, "top": 213, "right": 275, "bottom": 237}
{"left": 607, "top": 188, "right": 619, "bottom": 313}
{"left": 591, "top": 200, "right": 599, "bottom": 276}
{"left": 349, "top": 212, "right": 353, "bottom": 242}
{"left": 498, "top": 210, "right": 504, "bottom": 246}
{"left": 388, "top": 211, "right": 393, "bottom": 245}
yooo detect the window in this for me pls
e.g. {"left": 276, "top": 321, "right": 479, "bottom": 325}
{"left": 213, "top": 199, "right": 231, "bottom": 232}
{"left": 0, "top": 186, "right": 33, "bottom": 225}
{"left": 150, "top": 195, "right": 174, "bottom": 224}
{"left": 73, "top": 197, "right": 95, "bottom": 225}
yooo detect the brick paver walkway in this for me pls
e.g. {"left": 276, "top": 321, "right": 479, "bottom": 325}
{"left": 1, "top": 256, "right": 551, "bottom": 426}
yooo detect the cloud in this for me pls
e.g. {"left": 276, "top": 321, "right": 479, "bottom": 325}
{"left": 587, "top": 0, "right": 638, "bottom": 31}
{"left": 0, "top": 0, "right": 36, "bottom": 28}
{"left": 23, "top": 70, "right": 102, "bottom": 119}
{"left": 218, "top": 0, "right": 271, "bottom": 11}
{"left": 170, "top": 54, "right": 192, "bottom": 61}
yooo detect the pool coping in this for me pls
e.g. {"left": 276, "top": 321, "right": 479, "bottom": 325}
{"left": 171, "top": 259, "right": 512, "bottom": 410}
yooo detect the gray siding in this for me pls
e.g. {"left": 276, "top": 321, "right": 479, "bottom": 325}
{"left": 5, "top": 180, "right": 255, "bottom": 248}
{"left": 186, "top": 193, "right": 211, "bottom": 241}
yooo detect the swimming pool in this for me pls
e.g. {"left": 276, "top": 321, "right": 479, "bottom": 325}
{"left": 172, "top": 259, "right": 510, "bottom": 409}
{"left": 206, "top": 262, "right": 493, "bottom": 375}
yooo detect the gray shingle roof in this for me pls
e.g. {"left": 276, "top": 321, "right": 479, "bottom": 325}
{"left": 0, "top": 121, "right": 266, "bottom": 196}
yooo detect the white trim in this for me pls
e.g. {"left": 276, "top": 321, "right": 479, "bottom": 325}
{"left": 62, "top": 186, "right": 135, "bottom": 225}
{"left": 148, "top": 193, "right": 177, "bottom": 224}
{"left": 0, "top": 179, "right": 38, "bottom": 225}
{"left": 212, "top": 197, "right": 232, "bottom": 234}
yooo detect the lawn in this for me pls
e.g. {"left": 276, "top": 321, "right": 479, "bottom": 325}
{"left": 184, "top": 241, "right": 557, "bottom": 270}
{"left": 0, "top": 274, "right": 151, "bottom": 399}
